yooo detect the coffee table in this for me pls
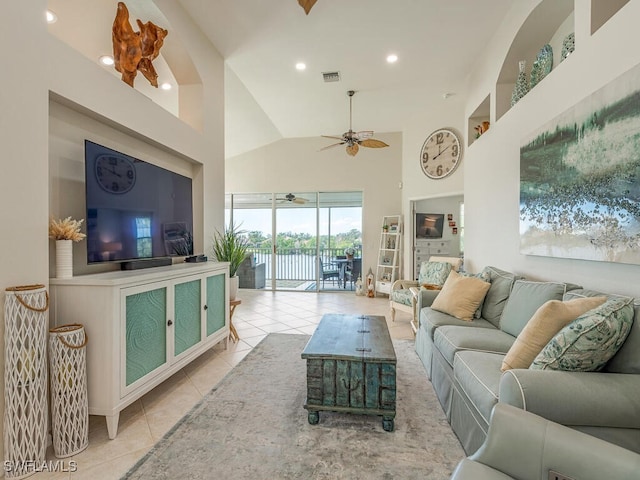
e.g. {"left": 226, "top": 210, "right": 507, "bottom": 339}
{"left": 301, "top": 314, "right": 397, "bottom": 431}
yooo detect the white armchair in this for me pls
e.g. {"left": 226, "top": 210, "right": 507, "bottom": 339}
{"left": 389, "top": 256, "right": 462, "bottom": 332}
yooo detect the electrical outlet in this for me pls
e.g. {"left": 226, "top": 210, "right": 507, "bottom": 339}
{"left": 548, "top": 470, "right": 574, "bottom": 480}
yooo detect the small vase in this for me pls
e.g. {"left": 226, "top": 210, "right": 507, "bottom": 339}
{"left": 229, "top": 275, "right": 239, "bottom": 301}
{"left": 511, "top": 60, "right": 529, "bottom": 107}
{"left": 56, "top": 239, "right": 73, "bottom": 279}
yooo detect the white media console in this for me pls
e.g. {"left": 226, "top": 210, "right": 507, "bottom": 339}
{"left": 49, "top": 262, "right": 229, "bottom": 439}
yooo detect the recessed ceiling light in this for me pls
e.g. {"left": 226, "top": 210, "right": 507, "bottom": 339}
{"left": 99, "top": 55, "right": 114, "bottom": 66}
{"left": 386, "top": 54, "right": 398, "bottom": 64}
{"left": 160, "top": 82, "right": 172, "bottom": 90}
{"left": 46, "top": 10, "right": 58, "bottom": 24}
{"left": 295, "top": 62, "right": 306, "bottom": 71}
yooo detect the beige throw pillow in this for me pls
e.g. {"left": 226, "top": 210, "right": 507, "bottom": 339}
{"left": 431, "top": 270, "right": 491, "bottom": 322}
{"left": 501, "top": 296, "right": 607, "bottom": 371}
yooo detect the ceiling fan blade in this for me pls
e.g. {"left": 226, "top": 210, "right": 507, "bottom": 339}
{"left": 322, "top": 135, "right": 346, "bottom": 141}
{"left": 360, "top": 139, "right": 389, "bottom": 149}
{"left": 346, "top": 143, "right": 359, "bottom": 156}
{"left": 354, "top": 130, "right": 374, "bottom": 140}
{"left": 293, "top": 197, "right": 307, "bottom": 204}
{"left": 298, "top": 0, "right": 317, "bottom": 15}
{"left": 320, "top": 142, "right": 345, "bottom": 151}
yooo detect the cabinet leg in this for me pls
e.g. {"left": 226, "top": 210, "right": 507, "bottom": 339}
{"left": 308, "top": 411, "right": 319, "bottom": 425}
{"left": 106, "top": 413, "right": 120, "bottom": 439}
{"left": 382, "top": 416, "right": 394, "bottom": 432}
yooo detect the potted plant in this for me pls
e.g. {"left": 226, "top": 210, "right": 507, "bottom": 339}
{"left": 49, "top": 216, "right": 86, "bottom": 279}
{"left": 382, "top": 224, "right": 389, "bottom": 233}
{"left": 211, "top": 222, "right": 248, "bottom": 300}
{"left": 344, "top": 246, "right": 356, "bottom": 260}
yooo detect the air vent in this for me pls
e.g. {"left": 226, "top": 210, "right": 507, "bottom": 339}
{"left": 322, "top": 71, "right": 341, "bottom": 83}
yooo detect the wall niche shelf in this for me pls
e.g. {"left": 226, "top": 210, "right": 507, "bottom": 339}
{"left": 467, "top": 94, "right": 490, "bottom": 147}
{"left": 495, "top": 0, "right": 574, "bottom": 121}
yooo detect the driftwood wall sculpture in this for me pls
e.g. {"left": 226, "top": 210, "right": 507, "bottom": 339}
{"left": 112, "top": 2, "right": 168, "bottom": 88}
{"left": 298, "top": 0, "right": 318, "bottom": 15}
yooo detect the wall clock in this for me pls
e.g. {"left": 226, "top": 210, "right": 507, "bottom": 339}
{"left": 95, "top": 153, "right": 136, "bottom": 194}
{"left": 420, "top": 128, "right": 462, "bottom": 179}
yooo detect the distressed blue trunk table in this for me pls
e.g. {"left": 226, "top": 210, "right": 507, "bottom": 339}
{"left": 301, "top": 314, "right": 397, "bottom": 431}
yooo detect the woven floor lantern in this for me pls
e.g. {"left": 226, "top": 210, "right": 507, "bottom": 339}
{"left": 4, "top": 285, "right": 49, "bottom": 479}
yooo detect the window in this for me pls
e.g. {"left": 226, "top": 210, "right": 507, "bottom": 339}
{"left": 135, "top": 217, "right": 152, "bottom": 258}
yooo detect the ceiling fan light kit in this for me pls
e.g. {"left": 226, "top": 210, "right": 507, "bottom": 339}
{"left": 321, "top": 90, "right": 389, "bottom": 156}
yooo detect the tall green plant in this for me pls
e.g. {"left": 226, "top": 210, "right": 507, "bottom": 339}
{"left": 211, "top": 223, "right": 249, "bottom": 277}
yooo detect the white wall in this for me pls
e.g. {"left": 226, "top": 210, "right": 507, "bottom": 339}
{"left": 226, "top": 133, "right": 402, "bottom": 276}
{"left": 400, "top": 95, "right": 466, "bottom": 277}
{"left": 463, "top": 0, "right": 640, "bottom": 297}
{"left": 1, "top": 0, "right": 225, "bottom": 459}
{"left": 47, "top": 2, "right": 225, "bottom": 275}
{"left": 0, "top": 0, "right": 49, "bottom": 464}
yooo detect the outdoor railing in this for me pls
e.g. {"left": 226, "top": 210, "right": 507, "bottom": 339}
{"left": 246, "top": 247, "right": 361, "bottom": 283}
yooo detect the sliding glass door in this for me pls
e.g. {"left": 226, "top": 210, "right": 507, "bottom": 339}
{"left": 226, "top": 191, "right": 362, "bottom": 292}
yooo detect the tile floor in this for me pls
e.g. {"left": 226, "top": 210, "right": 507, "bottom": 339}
{"left": 35, "top": 290, "right": 415, "bottom": 479}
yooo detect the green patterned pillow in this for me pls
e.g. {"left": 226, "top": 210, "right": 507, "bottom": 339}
{"left": 460, "top": 270, "right": 491, "bottom": 319}
{"left": 531, "top": 297, "right": 634, "bottom": 372}
{"left": 391, "top": 288, "right": 414, "bottom": 306}
{"left": 418, "top": 261, "right": 453, "bottom": 287}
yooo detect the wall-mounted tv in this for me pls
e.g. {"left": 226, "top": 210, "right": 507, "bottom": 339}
{"left": 85, "top": 140, "right": 193, "bottom": 265}
{"left": 415, "top": 213, "right": 444, "bottom": 239}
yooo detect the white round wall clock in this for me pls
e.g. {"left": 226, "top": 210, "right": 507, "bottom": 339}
{"left": 419, "top": 128, "right": 462, "bottom": 179}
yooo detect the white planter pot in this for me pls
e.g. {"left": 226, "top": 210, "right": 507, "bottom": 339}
{"left": 229, "top": 275, "right": 239, "bottom": 301}
{"left": 56, "top": 240, "right": 73, "bottom": 279}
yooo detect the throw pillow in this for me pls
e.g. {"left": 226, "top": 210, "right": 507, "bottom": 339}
{"left": 501, "top": 296, "right": 607, "bottom": 371}
{"left": 460, "top": 270, "right": 491, "bottom": 319}
{"left": 500, "top": 280, "right": 567, "bottom": 337}
{"left": 418, "top": 261, "right": 453, "bottom": 288}
{"left": 480, "top": 266, "right": 521, "bottom": 328}
{"left": 431, "top": 270, "right": 491, "bottom": 322}
{"left": 531, "top": 297, "right": 634, "bottom": 372}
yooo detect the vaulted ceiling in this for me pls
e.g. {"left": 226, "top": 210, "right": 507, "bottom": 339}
{"left": 47, "top": 0, "right": 514, "bottom": 157}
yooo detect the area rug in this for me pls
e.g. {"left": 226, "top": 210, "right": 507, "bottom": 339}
{"left": 122, "top": 333, "right": 465, "bottom": 479}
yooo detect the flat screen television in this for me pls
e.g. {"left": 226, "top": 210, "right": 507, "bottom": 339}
{"left": 84, "top": 140, "right": 193, "bottom": 265}
{"left": 415, "top": 213, "right": 444, "bottom": 239}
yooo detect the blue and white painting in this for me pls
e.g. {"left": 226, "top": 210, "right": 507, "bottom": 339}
{"left": 520, "top": 62, "right": 640, "bottom": 264}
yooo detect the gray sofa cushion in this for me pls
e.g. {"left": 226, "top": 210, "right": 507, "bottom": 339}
{"left": 480, "top": 266, "right": 521, "bottom": 328}
{"left": 454, "top": 351, "right": 505, "bottom": 426}
{"left": 499, "top": 280, "right": 567, "bottom": 337}
{"left": 434, "top": 326, "right": 515, "bottom": 367}
{"left": 421, "top": 307, "right": 497, "bottom": 340}
{"left": 564, "top": 289, "right": 640, "bottom": 374}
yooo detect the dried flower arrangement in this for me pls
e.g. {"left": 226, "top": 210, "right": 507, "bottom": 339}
{"left": 48, "top": 217, "right": 86, "bottom": 242}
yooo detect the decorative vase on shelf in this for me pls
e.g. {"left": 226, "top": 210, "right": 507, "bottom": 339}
{"left": 510, "top": 60, "right": 529, "bottom": 107}
{"left": 56, "top": 239, "right": 73, "bottom": 279}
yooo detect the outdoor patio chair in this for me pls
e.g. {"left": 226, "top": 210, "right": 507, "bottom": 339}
{"left": 319, "top": 258, "right": 340, "bottom": 286}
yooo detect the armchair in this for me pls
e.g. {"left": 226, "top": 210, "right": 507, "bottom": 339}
{"left": 389, "top": 256, "right": 462, "bottom": 331}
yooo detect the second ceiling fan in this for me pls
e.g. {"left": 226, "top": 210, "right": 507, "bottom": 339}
{"left": 321, "top": 90, "right": 389, "bottom": 156}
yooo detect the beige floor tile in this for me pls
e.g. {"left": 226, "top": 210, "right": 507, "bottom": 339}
{"left": 57, "top": 291, "right": 406, "bottom": 478}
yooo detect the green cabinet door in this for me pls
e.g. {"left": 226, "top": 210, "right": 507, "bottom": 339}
{"left": 206, "top": 273, "right": 226, "bottom": 336}
{"left": 125, "top": 286, "right": 167, "bottom": 386}
{"left": 174, "top": 279, "right": 202, "bottom": 356}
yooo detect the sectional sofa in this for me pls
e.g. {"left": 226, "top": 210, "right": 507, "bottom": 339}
{"left": 414, "top": 266, "right": 640, "bottom": 455}
{"left": 450, "top": 403, "right": 640, "bottom": 480}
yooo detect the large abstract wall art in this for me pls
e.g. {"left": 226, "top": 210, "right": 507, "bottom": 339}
{"left": 520, "top": 63, "right": 640, "bottom": 265}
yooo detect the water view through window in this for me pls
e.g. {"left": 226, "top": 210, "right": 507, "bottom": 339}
{"left": 225, "top": 192, "right": 363, "bottom": 291}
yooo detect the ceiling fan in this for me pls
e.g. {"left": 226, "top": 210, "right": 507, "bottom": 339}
{"left": 321, "top": 90, "right": 389, "bottom": 156}
{"left": 275, "top": 193, "right": 308, "bottom": 204}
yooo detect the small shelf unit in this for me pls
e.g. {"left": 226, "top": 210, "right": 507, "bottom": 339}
{"left": 375, "top": 215, "right": 402, "bottom": 295}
